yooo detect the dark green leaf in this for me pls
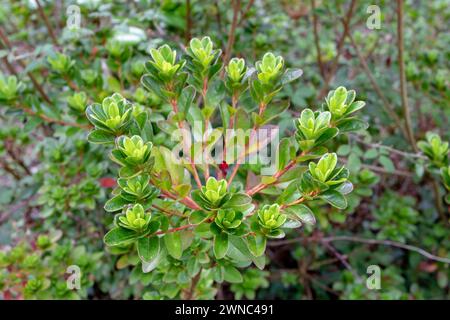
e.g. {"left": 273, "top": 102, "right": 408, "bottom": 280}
{"left": 164, "top": 231, "right": 183, "bottom": 259}
{"left": 214, "top": 232, "right": 229, "bottom": 259}
{"left": 104, "top": 227, "right": 139, "bottom": 246}
{"left": 320, "top": 190, "right": 348, "bottom": 209}
{"left": 137, "top": 237, "right": 160, "bottom": 262}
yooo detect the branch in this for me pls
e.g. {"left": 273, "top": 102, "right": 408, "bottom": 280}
{"left": 281, "top": 196, "right": 307, "bottom": 209}
{"left": 318, "top": 0, "right": 356, "bottom": 98}
{"left": 0, "top": 27, "right": 52, "bottom": 104}
{"left": 347, "top": 32, "right": 410, "bottom": 140}
{"left": 323, "top": 236, "right": 450, "bottom": 264}
{"left": 152, "top": 204, "right": 186, "bottom": 217}
{"left": 160, "top": 189, "right": 201, "bottom": 211}
{"left": 237, "top": 0, "right": 255, "bottom": 27}
{"left": 170, "top": 99, "right": 203, "bottom": 189}
{"left": 222, "top": 0, "right": 241, "bottom": 69}
{"left": 269, "top": 235, "right": 450, "bottom": 264}
{"left": 340, "top": 157, "right": 412, "bottom": 177}
{"left": 396, "top": 0, "right": 418, "bottom": 152}
{"left": 227, "top": 102, "right": 267, "bottom": 186}
{"left": 247, "top": 159, "right": 297, "bottom": 196}
{"left": 311, "top": 0, "right": 325, "bottom": 79}
{"left": 35, "top": 0, "right": 59, "bottom": 47}
{"left": 17, "top": 103, "right": 91, "bottom": 129}
{"left": 185, "top": 268, "right": 202, "bottom": 300}
{"left": 0, "top": 158, "right": 22, "bottom": 180}
{"left": 185, "top": 0, "right": 192, "bottom": 44}
{"left": 155, "top": 223, "right": 196, "bottom": 235}
{"left": 350, "top": 134, "right": 427, "bottom": 160}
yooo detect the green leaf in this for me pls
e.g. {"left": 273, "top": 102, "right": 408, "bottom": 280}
{"left": 187, "top": 257, "right": 201, "bottom": 277}
{"left": 315, "top": 128, "right": 339, "bottom": 146}
{"left": 223, "top": 265, "right": 243, "bottom": 283}
{"left": 347, "top": 153, "right": 361, "bottom": 174}
{"left": 87, "top": 130, "right": 115, "bottom": 144}
{"left": 104, "top": 227, "right": 139, "bottom": 246}
{"left": 337, "top": 145, "right": 351, "bottom": 156}
{"left": 337, "top": 118, "right": 369, "bottom": 132}
{"left": 142, "top": 249, "right": 164, "bottom": 273}
{"left": 159, "top": 146, "right": 184, "bottom": 185}
{"left": 260, "top": 100, "right": 290, "bottom": 125}
{"left": 281, "top": 68, "right": 303, "bottom": 85}
{"left": 278, "top": 167, "right": 307, "bottom": 183}
{"left": 378, "top": 155, "right": 395, "bottom": 173}
{"left": 214, "top": 232, "right": 229, "bottom": 259}
{"left": 104, "top": 195, "right": 129, "bottom": 212}
{"left": 229, "top": 236, "right": 265, "bottom": 270}
{"left": 173, "top": 184, "right": 191, "bottom": 199}
{"left": 277, "top": 138, "right": 291, "bottom": 170}
{"left": 284, "top": 204, "right": 316, "bottom": 225}
{"left": 189, "top": 210, "right": 209, "bottom": 224}
{"left": 178, "top": 86, "right": 196, "bottom": 115}
{"left": 320, "top": 190, "right": 348, "bottom": 209}
{"left": 235, "top": 108, "right": 251, "bottom": 130}
{"left": 164, "top": 231, "right": 183, "bottom": 259}
{"left": 222, "top": 193, "right": 252, "bottom": 211}
{"left": 296, "top": 146, "right": 328, "bottom": 162}
{"left": 363, "top": 148, "right": 378, "bottom": 159}
{"left": 247, "top": 233, "right": 266, "bottom": 257}
{"left": 282, "top": 219, "right": 302, "bottom": 228}
{"left": 137, "top": 237, "right": 160, "bottom": 262}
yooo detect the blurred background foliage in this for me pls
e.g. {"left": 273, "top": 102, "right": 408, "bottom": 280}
{"left": 0, "top": 0, "right": 449, "bottom": 299}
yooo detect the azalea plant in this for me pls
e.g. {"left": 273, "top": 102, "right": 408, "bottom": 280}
{"left": 1, "top": 0, "right": 448, "bottom": 301}
{"left": 84, "top": 37, "right": 367, "bottom": 298}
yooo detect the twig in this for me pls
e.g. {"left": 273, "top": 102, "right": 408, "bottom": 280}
{"left": 0, "top": 159, "right": 22, "bottom": 180}
{"left": 322, "top": 241, "right": 361, "bottom": 281}
{"left": 247, "top": 158, "right": 297, "bottom": 195}
{"left": 347, "top": 33, "right": 410, "bottom": 140}
{"left": 396, "top": 0, "right": 418, "bottom": 152}
{"left": 155, "top": 223, "right": 196, "bottom": 235}
{"left": 237, "top": 0, "right": 255, "bottom": 27}
{"left": 227, "top": 101, "right": 267, "bottom": 186}
{"left": 268, "top": 236, "right": 450, "bottom": 264}
{"left": 350, "top": 134, "right": 427, "bottom": 160}
{"left": 0, "top": 27, "right": 52, "bottom": 104}
{"left": 311, "top": 0, "right": 325, "bottom": 79}
{"left": 431, "top": 178, "right": 447, "bottom": 226}
{"left": 160, "top": 189, "right": 201, "bottom": 211}
{"left": 318, "top": 0, "right": 356, "bottom": 97}
{"left": 0, "top": 195, "right": 36, "bottom": 225}
{"left": 152, "top": 204, "right": 185, "bottom": 217}
{"left": 170, "top": 99, "right": 203, "bottom": 189}
{"left": 185, "top": 0, "right": 192, "bottom": 44}
{"left": 35, "top": 0, "right": 59, "bottom": 47}
{"left": 63, "top": 75, "right": 79, "bottom": 91}
{"left": 340, "top": 157, "right": 412, "bottom": 177}
{"left": 323, "top": 236, "right": 450, "bottom": 264}
{"left": 4, "top": 139, "right": 31, "bottom": 175}
{"left": 281, "top": 195, "right": 307, "bottom": 209}
{"left": 222, "top": 0, "right": 241, "bottom": 70}
{"left": 185, "top": 268, "right": 202, "bottom": 300}
{"left": 17, "top": 103, "right": 91, "bottom": 129}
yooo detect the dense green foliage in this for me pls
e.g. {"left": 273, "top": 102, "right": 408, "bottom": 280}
{"left": 0, "top": 0, "right": 448, "bottom": 300}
